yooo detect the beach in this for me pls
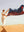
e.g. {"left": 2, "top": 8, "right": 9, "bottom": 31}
{"left": 0, "top": 24, "right": 24, "bottom": 32}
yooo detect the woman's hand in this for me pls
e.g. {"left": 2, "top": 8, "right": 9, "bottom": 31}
{"left": 5, "top": 15, "right": 7, "bottom": 17}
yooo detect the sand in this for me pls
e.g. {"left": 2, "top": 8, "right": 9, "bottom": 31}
{"left": 0, "top": 24, "right": 24, "bottom": 32}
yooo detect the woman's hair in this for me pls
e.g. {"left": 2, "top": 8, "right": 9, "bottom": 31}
{"left": 2, "top": 10, "right": 5, "bottom": 12}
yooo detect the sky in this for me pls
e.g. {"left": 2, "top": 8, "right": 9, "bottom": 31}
{"left": 0, "top": 0, "right": 24, "bottom": 25}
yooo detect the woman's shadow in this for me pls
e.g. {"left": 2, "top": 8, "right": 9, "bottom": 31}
{"left": 1, "top": 26, "right": 7, "bottom": 32}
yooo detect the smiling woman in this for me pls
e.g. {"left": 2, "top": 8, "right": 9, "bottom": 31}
{"left": 1, "top": 9, "right": 9, "bottom": 26}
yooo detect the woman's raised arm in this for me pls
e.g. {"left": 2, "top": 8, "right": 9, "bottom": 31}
{"left": 5, "top": 9, "right": 9, "bottom": 13}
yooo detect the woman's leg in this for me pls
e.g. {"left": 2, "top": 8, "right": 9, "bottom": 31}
{"left": 1, "top": 17, "right": 4, "bottom": 26}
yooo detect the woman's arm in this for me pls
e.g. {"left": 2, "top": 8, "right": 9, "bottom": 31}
{"left": 5, "top": 9, "right": 9, "bottom": 13}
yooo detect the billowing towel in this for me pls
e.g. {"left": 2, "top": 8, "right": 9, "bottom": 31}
{"left": 7, "top": 5, "right": 24, "bottom": 16}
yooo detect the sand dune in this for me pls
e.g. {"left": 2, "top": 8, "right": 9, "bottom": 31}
{"left": 0, "top": 24, "right": 24, "bottom": 32}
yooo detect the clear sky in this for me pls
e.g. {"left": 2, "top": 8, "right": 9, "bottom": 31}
{"left": 0, "top": 0, "right": 24, "bottom": 25}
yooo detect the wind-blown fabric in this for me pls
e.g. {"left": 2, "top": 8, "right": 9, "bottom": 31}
{"left": 7, "top": 5, "right": 24, "bottom": 16}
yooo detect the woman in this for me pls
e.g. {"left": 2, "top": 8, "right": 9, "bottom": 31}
{"left": 1, "top": 9, "right": 9, "bottom": 26}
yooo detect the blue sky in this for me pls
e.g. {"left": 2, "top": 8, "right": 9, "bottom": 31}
{"left": 0, "top": 0, "right": 24, "bottom": 25}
